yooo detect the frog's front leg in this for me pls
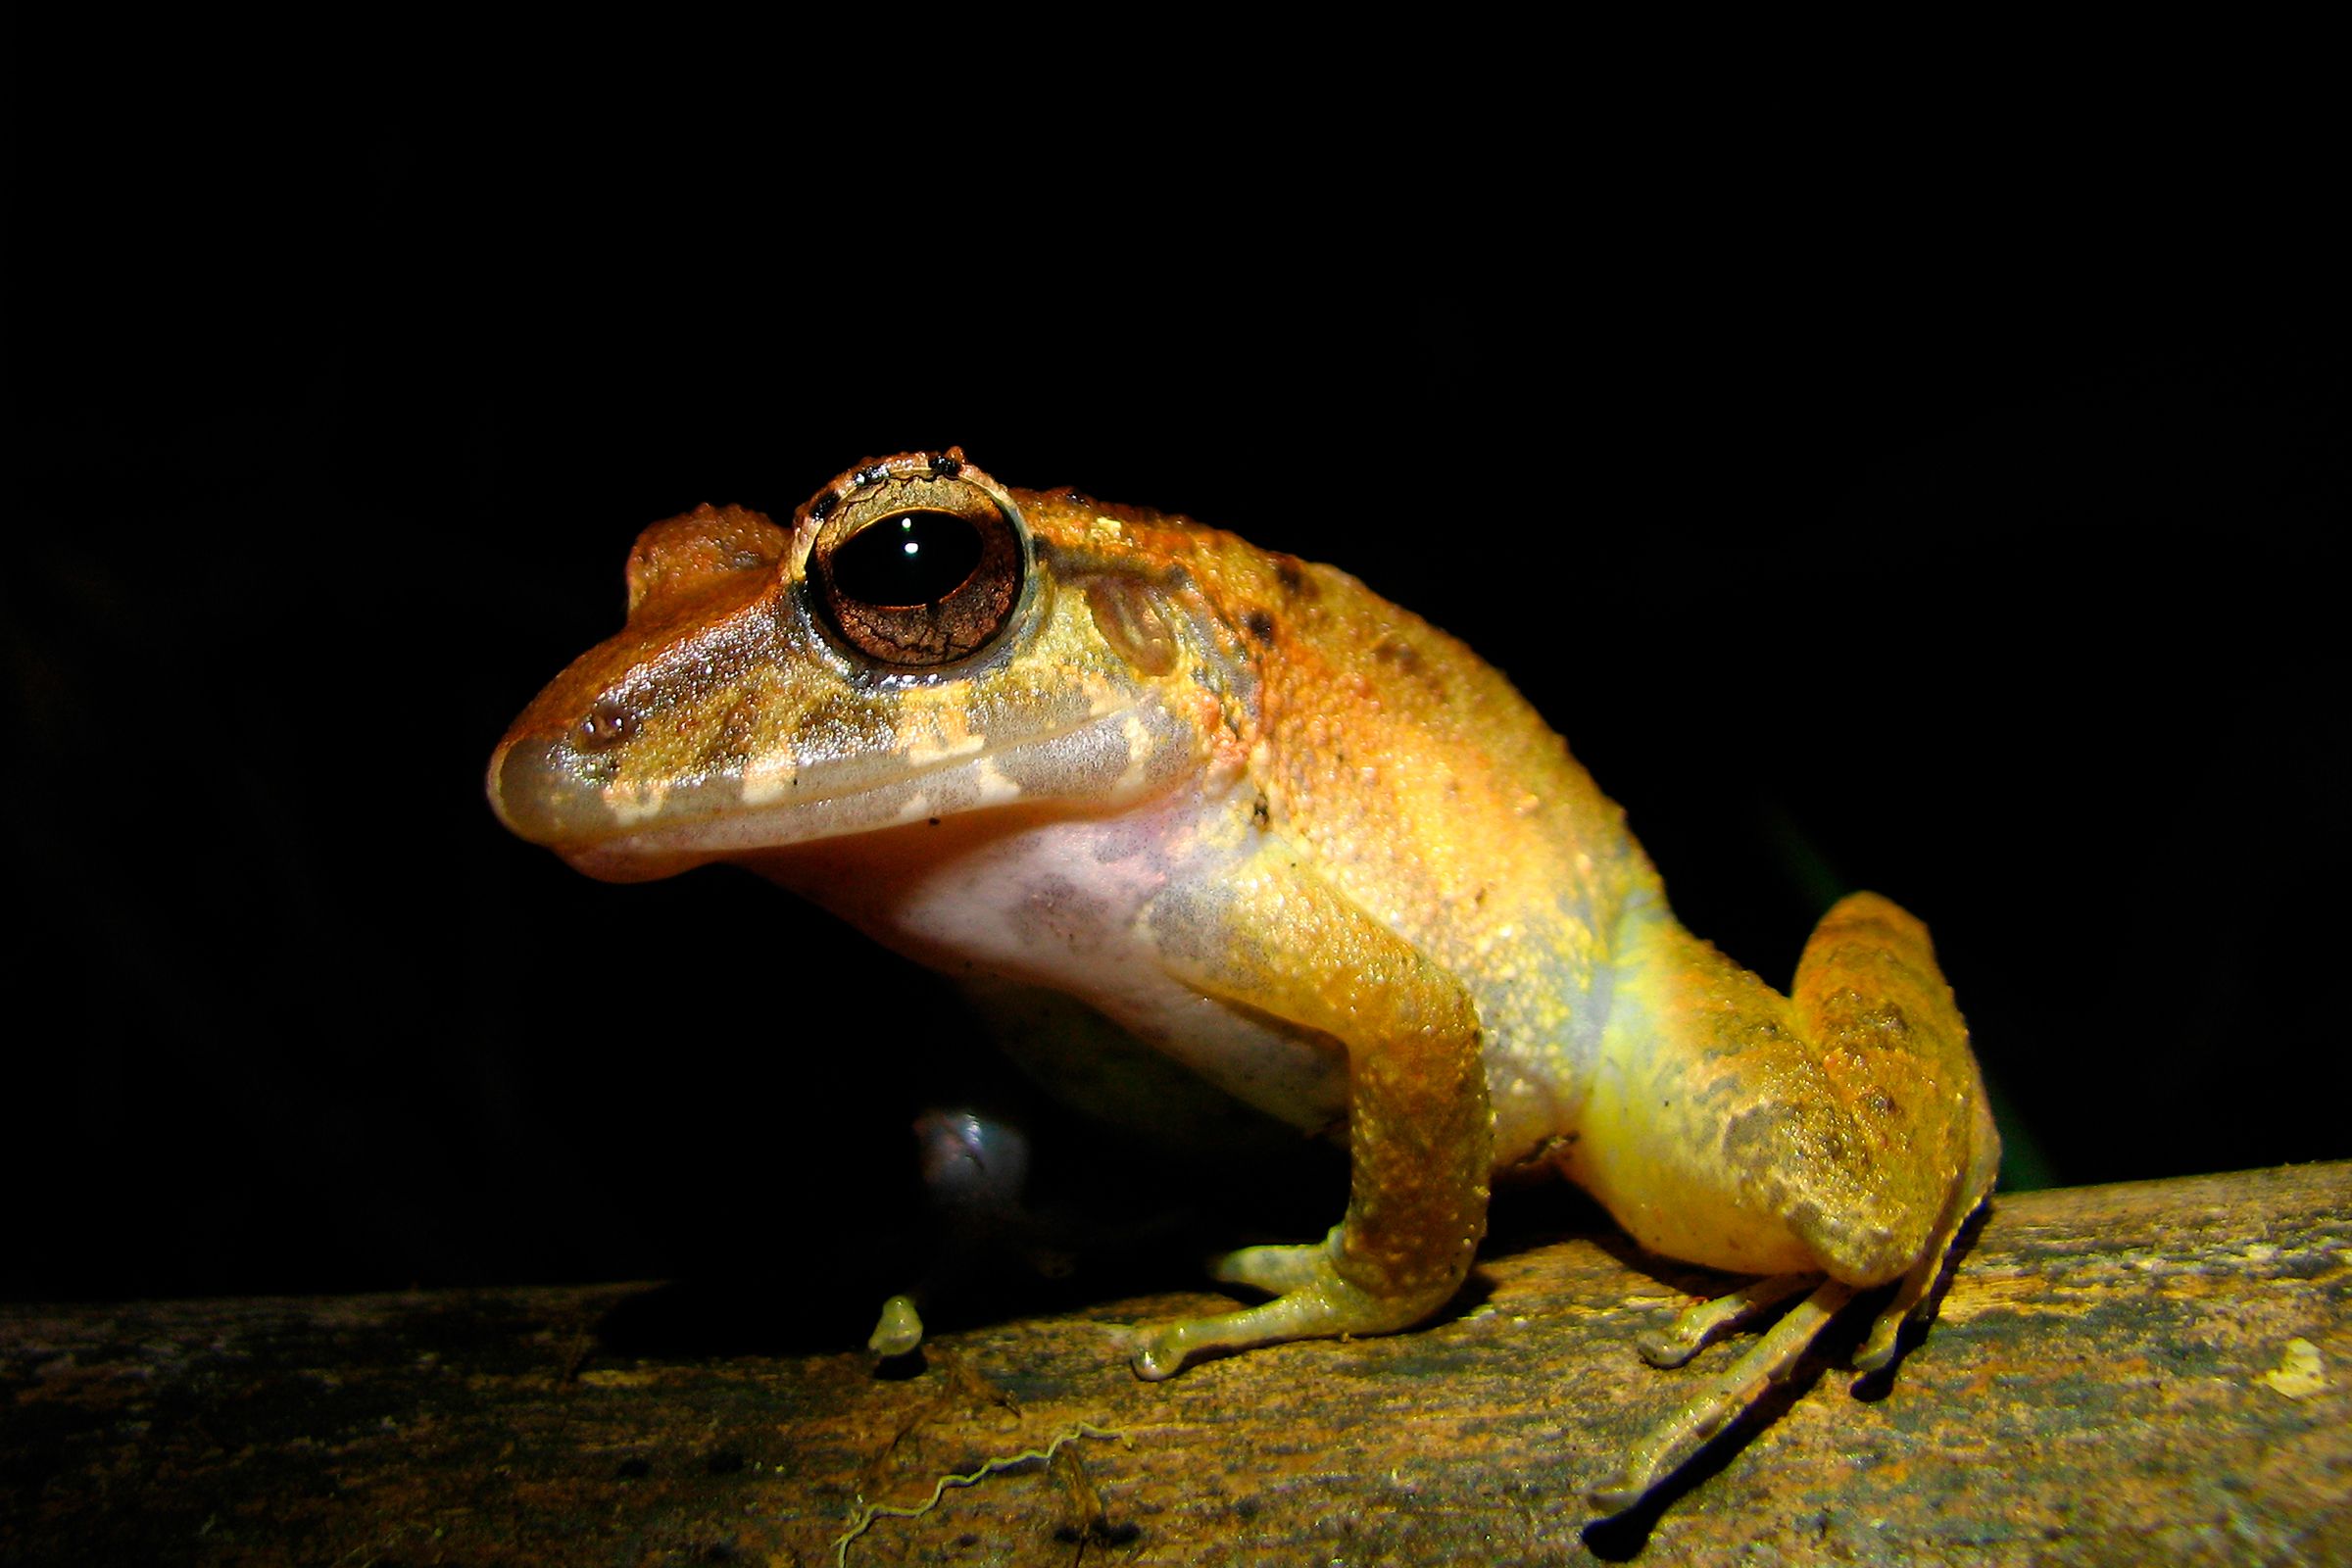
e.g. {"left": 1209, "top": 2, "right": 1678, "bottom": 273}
{"left": 1572, "top": 893, "right": 2000, "bottom": 1509}
{"left": 1124, "top": 848, "right": 1493, "bottom": 1379}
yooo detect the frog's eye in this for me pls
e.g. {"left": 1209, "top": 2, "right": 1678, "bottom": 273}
{"left": 808, "top": 471, "right": 1027, "bottom": 668}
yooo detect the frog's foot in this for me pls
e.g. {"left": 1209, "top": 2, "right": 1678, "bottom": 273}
{"left": 1635, "top": 1272, "right": 1820, "bottom": 1369}
{"left": 1591, "top": 1278, "right": 1856, "bottom": 1513}
{"left": 1598, "top": 1194, "right": 1990, "bottom": 1509}
{"left": 1125, "top": 1234, "right": 1449, "bottom": 1381}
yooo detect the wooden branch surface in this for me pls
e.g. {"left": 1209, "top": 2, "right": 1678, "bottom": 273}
{"left": 5, "top": 1162, "right": 2347, "bottom": 1567}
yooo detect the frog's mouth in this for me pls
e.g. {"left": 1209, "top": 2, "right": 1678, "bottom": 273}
{"left": 488, "top": 701, "right": 1191, "bottom": 884}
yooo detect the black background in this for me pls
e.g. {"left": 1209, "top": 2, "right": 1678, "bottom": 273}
{"left": 7, "top": 41, "right": 2345, "bottom": 1314}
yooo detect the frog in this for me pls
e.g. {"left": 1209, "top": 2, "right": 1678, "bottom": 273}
{"left": 487, "top": 449, "right": 2000, "bottom": 1509}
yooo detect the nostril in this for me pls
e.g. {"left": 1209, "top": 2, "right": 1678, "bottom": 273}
{"left": 572, "top": 697, "right": 638, "bottom": 753}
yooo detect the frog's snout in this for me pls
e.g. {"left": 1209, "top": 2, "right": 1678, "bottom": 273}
{"left": 487, "top": 734, "right": 557, "bottom": 842}
{"left": 487, "top": 734, "right": 608, "bottom": 854}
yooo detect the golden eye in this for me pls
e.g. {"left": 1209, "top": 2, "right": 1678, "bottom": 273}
{"left": 807, "top": 463, "right": 1027, "bottom": 668}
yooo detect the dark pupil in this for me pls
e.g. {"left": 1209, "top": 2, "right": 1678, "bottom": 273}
{"left": 830, "top": 511, "right": 983, "bottom": 607}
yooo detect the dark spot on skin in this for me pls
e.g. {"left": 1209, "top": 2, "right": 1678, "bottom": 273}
{"left": 1373, "top": 635, "right": 1447, "bottom": 699}
{"left": 1863, "top": 1090, "right": 1898, "bottom": 1119}
{"left": 1720, "top": 1101, "right": 1829, "bottom": 1187}
{"left": 1243, "top": 609, "right": 1276, "bottom": 643}
{"left": 1065, "top": 488, "right": 1091, "bottom": 505}
{"left": 928, "top": 816, "right": 942, "bottom": 826}
{"left": 809, "top": 491, "right": 838, "bottom": 522}
{"left": 1786, "top": 1198, "right": 1830, "bottom": 1247}
{"left": 854, "top": 464, "right": 888, "bottom": 488}
{"left": 1273, "top": 557, "right": 1316, "bottom": 599}
{"left": 929, "top": 452, "right": 960, "bottom": 476}
{"left": 1252, "top": 792, "right": 1271, "bottom": 827}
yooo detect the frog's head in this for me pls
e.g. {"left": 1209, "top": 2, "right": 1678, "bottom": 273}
{"left": 488, "top": 450, "right": 1244, "bottom": 882}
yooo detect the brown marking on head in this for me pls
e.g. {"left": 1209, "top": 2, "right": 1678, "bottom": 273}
{"left": 1374, "top": 636, "right": 1447, "bottom": 701}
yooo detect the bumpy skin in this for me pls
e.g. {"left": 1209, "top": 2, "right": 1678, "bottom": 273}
{"left": 488, "top": 450, "right": 1998, "bottom": 1509}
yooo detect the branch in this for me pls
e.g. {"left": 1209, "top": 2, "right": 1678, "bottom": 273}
{"left": 4, "top": 1162, "right": 2346, "bottom": 1566}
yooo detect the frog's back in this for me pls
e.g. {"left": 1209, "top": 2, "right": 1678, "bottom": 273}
{"left": 1013, "top": 485, "right": 1662, "bottom": 1166}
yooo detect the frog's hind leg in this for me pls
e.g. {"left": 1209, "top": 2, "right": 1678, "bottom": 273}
{"left": 1573, "top": 892, "right": 2001, "bottom": 1509}
{"left": 1792, "top": 891, "right": 2000, "bottom": 1265}
{"left": 1786, "top": 892, "right": 2001, "bottom": 1374}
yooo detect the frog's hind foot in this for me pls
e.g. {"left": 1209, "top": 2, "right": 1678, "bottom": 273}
{"left": 1634, "top": 1271, "right": 1820, "bottom": 1368}
{"left": 1597, "top": 1186, "right": 1992, "bottom": 1510}
{"left": 1591, "top": 1277, "right": 1855, "bottom": 1514}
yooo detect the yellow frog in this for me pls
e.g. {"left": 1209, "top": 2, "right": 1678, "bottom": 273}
{"left": 487, "top": 449, "right": 1998, "bottom": 1508}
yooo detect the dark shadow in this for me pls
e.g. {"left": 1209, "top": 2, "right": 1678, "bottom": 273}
{"left": 1579, "top": 1224, "right": 1756, "bottom": 1304}
{"left": 587, "top": 1132, "right": 1353, "bottom": 1368}
{"left": 595, "top": 1275, "right": 874, "bottom": 1360}
{"left": 1472, "top": 1179, "right": 1622, "bottom": 1262}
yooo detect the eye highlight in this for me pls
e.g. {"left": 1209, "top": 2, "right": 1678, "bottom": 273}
{"left": 807, "top": 466, "right": 1027, "bottom": 668}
